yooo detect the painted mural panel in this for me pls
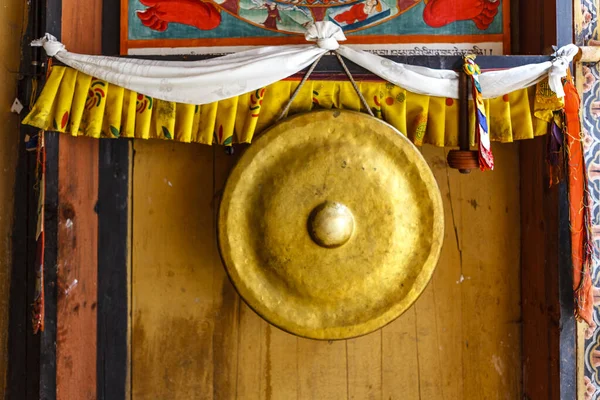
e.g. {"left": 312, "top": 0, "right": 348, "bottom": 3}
{"left": 579, "top": 1, "right": 600, "bottom": 399}
{"left": 121, "top": 0, "right": 510, "bottom": 55}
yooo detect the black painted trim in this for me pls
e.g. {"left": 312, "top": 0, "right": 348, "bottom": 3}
{"left": 38, "top": 0, "right": 61, "bottom": 397}
{"left": 7, "top": 109, "right": 41, "bottom": 400}
{"left": 37, "top": 0, "right": 61, "bottom": 390}
{"left": 118, "top": 54, "right": 552, "bottom": 71}
{"left": 102, "top": 0, "right": 120, "bottom": 55}
{"left": 38, "top": 0, "right": 61, "bottom": 394}
{"left": 97, "top": 139, "right": 130, "bottom": 400}
{"left": 7, "top": 0, "right": 60, "bottom": 393}
{"left": 45, "top": 0, "right": 62, "bottom": 39}
{"left": 39, "top": 133, "right": 59, "bottom": 400}
{"left": 53, "top": 53, "right": 552, "bottom": 70}
{"left": 558, "top": 182, "right": 576, "bottom": 400}
{"left": 6, "top": 127, "right": 29, "bottom": 400}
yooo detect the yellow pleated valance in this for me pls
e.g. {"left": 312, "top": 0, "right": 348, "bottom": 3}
{"left": 23, "top": 66, "right": 558, "bottom": 147}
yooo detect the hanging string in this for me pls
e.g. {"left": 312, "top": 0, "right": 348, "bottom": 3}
{"left": 32, "top": 59, "right": 52, "bottom": 334}
{"left": 276, "top": 54, "right": 325, "bottom": 122}
{"left": 334, "top": 53, "right": 374, "bottom": 117}
{"left": 276, "top": 52, "right": 375, "bottom": 122}
{"left": 32, "top": 133, "right": 45, "bottom": 334}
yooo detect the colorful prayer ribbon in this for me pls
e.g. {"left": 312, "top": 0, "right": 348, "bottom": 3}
{"left": 463, "top": 55, "right": 494, "bottom": 171}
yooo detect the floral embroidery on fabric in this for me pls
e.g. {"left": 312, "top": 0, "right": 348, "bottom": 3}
{"left": 413, "top": 113, "right": 428, "bottom": 146}
{"left": 85, "top": 80, "right": 106, "bottom": 110}
{"left": 372, "top": 95, "right": 382, "bottom": 118}
{"left": 250, "top": 88, "right": 265, "bottom": 117}
{"left": 60, "top": 111, "right": 69, "bottom": 130}
{"left": 136, "top": 94, "right": 153, "bottom": 113}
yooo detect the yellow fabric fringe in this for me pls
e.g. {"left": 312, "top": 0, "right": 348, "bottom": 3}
{"left": 23, "top": 66, "right": 559, "bottom": 147}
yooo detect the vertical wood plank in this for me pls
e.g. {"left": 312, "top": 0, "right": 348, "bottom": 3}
{"left": 381, "top": 309, "right": 419, "bottom": 400}
{"left": 262, "top": 326, "right": 298, "bottom": 399}
{"left": 413, "top": 287, "right": 445, "bottom": 399}
{"left": 347, "top": 332, "right": 381, "bottom": 400}
{"left": 517, "top": 0, "right": 557, "bottom": 54}
{"left": 297, "top": 339, "right": 347, "bottom": 400}
{"left": 56, "top": 136, "right": 99, "bottom": 400}
{"left": 131, "top": 141, "right": 216, "bottom": 399}
{"left": 61, "top": 0, "right": 101, "bottom": 52}
{"left": 410, "top": 147, "right": 463, "bottom": 399}
{"left": 420, "top": 146, "right": 464, "bottom": 400}
{"left": 97, "top": 140, "right": 130, "bottom": 400}
{"left": 212, "top": 148, "right": 240, "bottom": 400}
{"left": 39, "top": 133, "right": 59, "bottom": 400}
{"left": 236, "top": 303, "right": 266, "bottom": 400}
{"left": 459, "top": 143, "right": 522, "bottom": 400}
{"left": 520, "top": 136, "right": 560, "bottom": 400}
{"left": 558, "top": 181, "right": 576, "bottom": 400}
{"left": 577, "top": 321, "right": 587, "bottom": 400}
{"left": 57, "top": 3, "right": 102, "bottom": 399}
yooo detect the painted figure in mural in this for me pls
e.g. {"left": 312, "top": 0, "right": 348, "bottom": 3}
{"left": 262, "top": 3, "right": 283, "bottom": 29}
{"left": 136, "top": 0, "right": 501, "bottom": 33}
{"left": 333, "top": 0, "right": 382, "bottom": 25}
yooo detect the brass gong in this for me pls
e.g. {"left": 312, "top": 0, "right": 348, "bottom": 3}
{"left": 218, "top": 110, "right": 444, "bottom": 339}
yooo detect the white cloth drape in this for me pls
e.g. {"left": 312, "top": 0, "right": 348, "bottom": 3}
{"left": 32, "top": 22, "right": 579, "bottom": 104}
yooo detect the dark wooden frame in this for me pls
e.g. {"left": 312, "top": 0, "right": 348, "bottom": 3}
{"left": 6, "top": 0, "right": 578, "bottom": 399}
{"left": 517, "top": 0, "right": 576, "bottom": 398}
{"left": 97, "top": 139, "right": 130, "bottom": 400}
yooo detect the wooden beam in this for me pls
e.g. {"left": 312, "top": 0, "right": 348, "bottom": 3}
{"left": 97, "top": 139, "right": 130, "bottom": 400}
{"left": 55, "top": 0, "right": 102, "bottom": 397}
{"left": 56, "top": 135, "right": 99, "bottom": 400}
{"left": 40, "top": 133, "right": 59, "bottom": 400}
{"left": 517, "top": 0, "right": 557, "bottom": 54}
{"left": 559, "top": 182, "right": 577, "bottom": 400}
{"left": 39, "top": 0, "right": 62, "bottom": 397}
{"left": 518, "top": 0, "right": 576, "bottom": 398}
{"left": 520, "top": 136, "right": 561, "bottom": 400}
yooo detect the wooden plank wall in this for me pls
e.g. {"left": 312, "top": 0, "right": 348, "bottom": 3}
{"left": 520, "top": 137, "right": 560, "bottom": 400}
{"left": 131, "top": 140, "right": 522, "bottom": 399}
{"left": 517, "top": 0, "right": 570, "bottom": 399}
{"left": 56, "top": 0, "right": 101, "bottom": 398}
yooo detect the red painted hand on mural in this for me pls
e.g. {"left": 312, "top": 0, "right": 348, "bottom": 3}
{"left": 423, "top": 0, "right": 500, "bottom": 30}
{"left": 137, "top": 0, "right": 222, "bottom": 32}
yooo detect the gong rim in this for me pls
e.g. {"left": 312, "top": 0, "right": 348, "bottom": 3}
{"left": 218, "top": 110, "right": 444, "bottom": 340}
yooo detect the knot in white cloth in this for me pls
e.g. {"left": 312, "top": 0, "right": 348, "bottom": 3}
{"left": 31, "top": 33, "right": 66, "bottom": 57}
{"left": 548, "top": 44, "right": 579, "bottom": 97}
{"left": 305, "top": 21, "right": 346, "bottom": 51}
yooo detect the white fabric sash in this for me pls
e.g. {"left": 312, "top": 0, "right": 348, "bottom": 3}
{"left": 32, "top": 22, "right": 579, "bottom": 104}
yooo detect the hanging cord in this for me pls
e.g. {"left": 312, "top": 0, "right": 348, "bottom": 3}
{"left": 276, "top": 51, "right": 375, "bottom": 121}
{"left": 334, "top": 52, "right": 374, "bottom": 117}
{"left": 276, "top": 54, "right": 325, "bottom": 122}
